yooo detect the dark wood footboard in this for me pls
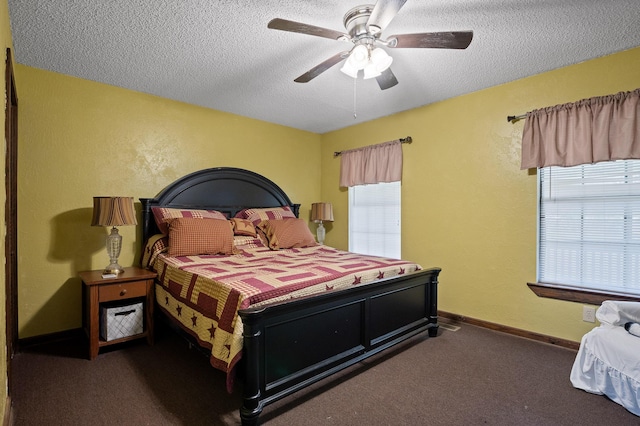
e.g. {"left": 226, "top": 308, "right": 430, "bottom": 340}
{"left": 238, "top": 267, "right": 441, "bottom": 425}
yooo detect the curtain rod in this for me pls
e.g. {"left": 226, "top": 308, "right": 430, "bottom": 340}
{"left": 333, "top": 136, "right": 412, "bottom": 157}
{"left": 507, "top": 114, "right": 527, "bottom": 123}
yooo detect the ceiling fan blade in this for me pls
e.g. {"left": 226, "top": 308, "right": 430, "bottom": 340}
{"left": 376, "top": 68, "right": 398, "bottom": 90}
{"left": 294, "top": 51, "right": 350, "bottom": 83}
{"left": 268, "top": 18, "right": 348, "bottom": 41}
{"left": 387, "top": 31, "right": 473, "bottom": 49}
{"left": 367, "top": 0, "right": 408, "bottom": 34}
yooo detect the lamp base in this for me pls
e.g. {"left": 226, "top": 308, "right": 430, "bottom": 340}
{"left": 104, "top": 226, "right": 124, "bottom": 274}
{"left": 316, "top": 221, "right": 326, "bottom": 245}
{"left": 103, "top": 263, "right": 125, "bottom": 275}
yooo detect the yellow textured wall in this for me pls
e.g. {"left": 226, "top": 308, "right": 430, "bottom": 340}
{"left": 321, "top": 46, "right": 640, "bottom": 343}
{"left": 15, "top": 65, "right": 321, "bottom": 338}
{"left": 11, "top": 28, "right": 640, "bottom": 347}
{"left": 1, "top": 0, "right": 11, "bottom": 417}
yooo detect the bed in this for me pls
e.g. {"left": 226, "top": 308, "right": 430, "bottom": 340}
{"left": 570, "top": 300, "right": 640, "bottom": 416}
{"left": 140, "top": 167, "right": 441, "bottom": 425}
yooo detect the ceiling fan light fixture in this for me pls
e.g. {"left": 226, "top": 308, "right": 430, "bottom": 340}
{"left": 349, "top": 44, "right": 369, "bottom": 69}
{"left": 363, "top": 62, "right": 381, "bottom": 79}
{"left": 340, "top": 61, "right": 359, "bottom": 78}
{"left": 268, "top": 1, "right": 474, "bottom": 90}
{"left": 371, "top": 47, "right": 393, "bottom": 72}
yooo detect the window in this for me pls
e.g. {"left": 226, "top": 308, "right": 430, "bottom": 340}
{"left": 538, "top": 159, "right": 640, "bottom": 296}
{"left": 348, "top": 181, "right": 401, "bottom": 258}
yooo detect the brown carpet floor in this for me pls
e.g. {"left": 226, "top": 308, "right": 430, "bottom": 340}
{"left": 10, "top": 320, "right": 640, "bottom": 425}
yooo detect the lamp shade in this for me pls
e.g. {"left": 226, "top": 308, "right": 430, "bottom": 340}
{"left": 91, "top": 197, "right": 137, "bottom": 227}
{"left": 371, "top": 47, "right": 393, "bottom": 72}
{"left": 311, "top": 202, "right": 334, "bottom": 222}
{"left": 340, "top": 61, "right": 359, "bottom": 78}
{"left": 363, "top": 62, "right": 381, "bottom": 79}
{"left": 349, "top": 44, "right": 369, "bottom": 69}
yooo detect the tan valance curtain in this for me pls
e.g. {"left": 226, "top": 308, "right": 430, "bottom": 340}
{"left": 339, "top": 140, "right": 403, "bottom": 187}
{"left": 520, "top": 88, "right": 640, "bottom": 169}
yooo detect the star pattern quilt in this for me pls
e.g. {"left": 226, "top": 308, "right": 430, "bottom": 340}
{"left": 149, "top": 237, "right": 422, "bottom": 387}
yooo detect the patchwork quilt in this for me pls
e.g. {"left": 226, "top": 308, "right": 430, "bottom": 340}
{"left": 149, "top": 237, "right": 422, "bottom": 389}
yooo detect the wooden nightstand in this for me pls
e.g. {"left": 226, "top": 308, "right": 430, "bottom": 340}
{"left": 80, "top": 266, "right": 157, "bottom": 359}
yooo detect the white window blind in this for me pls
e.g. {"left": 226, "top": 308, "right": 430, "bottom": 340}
{"left": 349, "top": 181, "right": 401, "bottom": 258}
{"left": 538, "top": 160, "right": 640, "bottom": 295}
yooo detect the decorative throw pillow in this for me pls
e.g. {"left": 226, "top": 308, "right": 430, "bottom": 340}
{"left": 152, "top": 207, "right": 227, "bottom": 235}
{"left": 229, "top": 218, "right": 257, "bottom": 237}
{"left": 167, "top": 218, "right": 235, "bottom": 256}
{"left": 257, "top": 218, "right": 318, "bottom": 250}
{"left": 236, "top": 206, "right": 296, "bottom": 225}
{"left": 141, "top": 234, "right": 168, "bottom": 268}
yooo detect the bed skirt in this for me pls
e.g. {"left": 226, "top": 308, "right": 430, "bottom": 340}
{"left": 570, "top": 326, "right": 640, "bottom": 416}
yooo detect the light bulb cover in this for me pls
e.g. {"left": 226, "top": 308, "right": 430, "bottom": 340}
{"left": 340, "top": 61, "right": 359, "bottom": 78}
{"left": 363, "top": 62, "right": 381, "bottom": 79}
{"left": 371, "top": 48, "right": 393, "bottom": 72}
{"left": 349, "top": 44, "right": 369, "bottom": 70}
{"left": 340, "top": 45, "right": 393, "bottom": 80}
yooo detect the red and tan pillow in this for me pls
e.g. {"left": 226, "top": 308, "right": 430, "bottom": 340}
{"left": 229, "top": 218, "right": 257, "bottom": 237}
{"left": 257, "top": 218, "right": 318, "bottom": 250}
{"left": 152, "top": 207, "right": 227, "bottom": 235}
{"left": 167, "top": 218, "right": 235, "bottom": 256}
{"left": 141, "top": 234, "right": 168, "bottom": 268}
{"left": 236, "top": 206, "right": 296, "bottom": 225}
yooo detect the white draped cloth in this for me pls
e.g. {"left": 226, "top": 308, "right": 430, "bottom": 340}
{"left": 570, "top": 301, "right": 640, "bottom": 416}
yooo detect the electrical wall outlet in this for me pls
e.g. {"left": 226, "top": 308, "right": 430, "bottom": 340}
{"left": 582, "top": 306, "right": 596, "bottom": 323}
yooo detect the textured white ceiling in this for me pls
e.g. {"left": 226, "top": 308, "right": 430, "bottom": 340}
{"left": 7, "top": 0, "right": 640, "bottom": 133}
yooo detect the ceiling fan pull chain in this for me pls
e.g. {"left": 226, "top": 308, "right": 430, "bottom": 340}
{"left": 353, "top": 77, "right": 357, "bottom": 119}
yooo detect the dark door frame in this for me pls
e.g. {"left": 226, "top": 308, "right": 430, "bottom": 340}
{"left": 5, "top": 47, "right": 18, "bottom": 398}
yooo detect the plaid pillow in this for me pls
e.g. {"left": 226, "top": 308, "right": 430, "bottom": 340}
{"left": 141, "top": 234, "right": 168, "bottom": 268}
{"left": 167, "top": 218, "right": 235, "bottom": 256}
{"left": 152, "top": 207, "right": 227, "bottom": 235}
{"left": 236, "top": 206, "right": 296, "bottom": 225}
{"left": 257, "top": 218, "right": 318, "bottom": 250}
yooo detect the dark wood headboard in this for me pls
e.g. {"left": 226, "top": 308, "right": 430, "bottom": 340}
{"left": 140, "top": 167, "right": 300, "bottom": 242}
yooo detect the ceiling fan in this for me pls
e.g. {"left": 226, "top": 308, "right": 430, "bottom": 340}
{"left": 268, "top": 0, "right": 473, "bottom": 90}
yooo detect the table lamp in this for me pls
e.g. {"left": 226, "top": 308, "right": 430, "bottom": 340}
{"left": 91, "top": 196, "right": 137, "bottom": 274}
{"left": 311, "top": 202, "right": 334, "bottom": 245}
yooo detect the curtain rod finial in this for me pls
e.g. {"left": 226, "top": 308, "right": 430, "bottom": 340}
{"left": 508, "top": 114, "right": 526, "bottom": 123}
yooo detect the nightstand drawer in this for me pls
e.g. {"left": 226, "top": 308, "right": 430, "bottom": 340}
{"left": 99, "top": 280, "right": 147, "bottom": 302}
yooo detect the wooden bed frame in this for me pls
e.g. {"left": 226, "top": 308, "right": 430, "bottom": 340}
{"left": 140, "top": 167, "right": 441, "bottom": 425}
